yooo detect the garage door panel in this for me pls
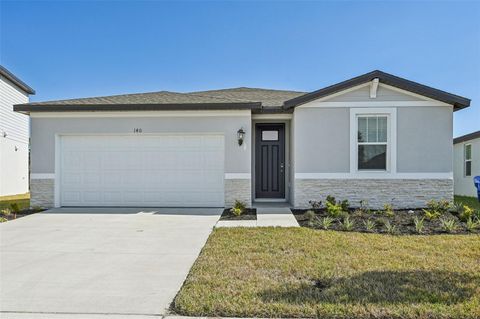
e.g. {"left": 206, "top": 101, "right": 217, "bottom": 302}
{"left": 60, "top": 135, "right": 225, "bottom": 207}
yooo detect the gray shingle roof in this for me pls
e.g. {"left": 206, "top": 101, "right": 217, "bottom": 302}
{"left": 20, "top": 87, "right": 305, "bottom": 108}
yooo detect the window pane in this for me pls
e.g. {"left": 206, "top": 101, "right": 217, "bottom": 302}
{"left": 358, "top": 118, "right": 367, "bottom": 142}
{"left": 367, "top": 117, "right": 378, "bottom": 142}
{"left": 262, "top": 130, "right": 278, "bottom": 141}
{"left": 358, "top": 145, "right": 387, "bottom": 170}
{"left": 377, "top": 117, "right": 387, "bottom": 142}
{"left": 466, "top": 161, "right": 472, "bottom": 176}
{"left": 465, "top": 144, "right": 472, "bottom": 160}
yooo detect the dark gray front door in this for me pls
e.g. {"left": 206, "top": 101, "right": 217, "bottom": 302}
{"left": 255, "top": 124, "right": 285, "bottom": 198}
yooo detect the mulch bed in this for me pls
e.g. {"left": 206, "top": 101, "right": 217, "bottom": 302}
{"left": 1, "top": 207, "right": 45, "bottom": 222}
{"left": 292, "top": 208, "right": 480, "bottom": 235}
{"left": 220, "top": 208, "right": 257, "bottom": 221}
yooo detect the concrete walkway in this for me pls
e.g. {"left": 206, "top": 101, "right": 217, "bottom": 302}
{"left": 216, "top": 204, "right": 299, "bottom": 227}
{"left": 0, "top": 207, "right": 222, "bottom": 317}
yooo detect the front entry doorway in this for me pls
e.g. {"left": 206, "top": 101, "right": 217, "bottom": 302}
{"left": 255, "top": 123, "right": 286, "bottom": 199}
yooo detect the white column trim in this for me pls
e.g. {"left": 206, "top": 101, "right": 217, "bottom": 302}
{"left": 225, "top": 173, "right": 251, "bottom": 179}
{"left": 31, "top": 173, "right": 55, "bottom": 179}
{"left": 295, "top": 172, "right": 453, "bottom": 179}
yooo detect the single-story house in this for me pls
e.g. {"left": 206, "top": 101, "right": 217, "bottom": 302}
{"left": 454, "top": 130, "right": 479, "bottom": 197}
{"left": 14, "top": 70, "right": 470, "bottom": 209}
{"left": 0, "top": 65, "right": 35, "bottom": 197}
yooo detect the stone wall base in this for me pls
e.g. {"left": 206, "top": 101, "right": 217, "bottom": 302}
{"left": 30, "top": 178, "right": 55, "bottom": 208}
{"left": 294, "top": 179, "right": 453, "bottom": 209}
{"left": 225, "top": 179, "right": 252, "bottom": 207}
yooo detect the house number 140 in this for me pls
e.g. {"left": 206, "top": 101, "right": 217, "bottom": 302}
{"left": 133, "top": 128, "right": 143, "bottom": 133}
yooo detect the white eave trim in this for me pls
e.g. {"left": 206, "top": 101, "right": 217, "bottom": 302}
{"left": 252, "top": 113, "right": 293, "bottom": 120}
{"left": 30, "top": 110, "right": 252, "bottom": 118}
{"left": 31, "top": 173, "right": 55, "bottom": 179}
{"left": 295, "top": 172, "right": 453, "bottom": 179}
{"left": 225, "top": 173, "right": 251, "bottom": 179}
{"left": 298, "top": 101, "right": 452, "bottom": 108}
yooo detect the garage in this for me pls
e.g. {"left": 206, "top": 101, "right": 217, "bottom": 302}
{"left": 59, "top": 135, "right": 225, "bottom": 207}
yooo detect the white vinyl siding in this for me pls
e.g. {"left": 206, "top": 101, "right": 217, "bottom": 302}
{"left": 0, "top": 75, "right": 29, "bottom": 144}
{"left": 0, "top": 74, "right": 30, "bottom": 196}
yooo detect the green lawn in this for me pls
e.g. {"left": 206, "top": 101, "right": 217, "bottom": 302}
{"left": 455, "top": 195, "right": 480, "bottom": 211}
{"left": 0, "top": 193, "right": 30, "bottom": 211}
{"left": 174, "top": 228, "right": 480, "bottom": 319}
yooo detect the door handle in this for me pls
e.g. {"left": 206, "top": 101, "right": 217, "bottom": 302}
{"left": 280, "top": 162, "right": 284, "bottom": 173}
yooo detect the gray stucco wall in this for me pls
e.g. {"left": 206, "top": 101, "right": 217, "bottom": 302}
{"left": 293, "top": 106, "right": 453, "bottom": 174}
{"left": 31, "top": 115, "right": 251, "bottom": 174}
{"left": 293, "top": 108, "right": 350, "bottom": 173}
{"left": 397, "top": 106, "right": 453, "bottom": 172}
{"left": 30, "top": 113, "right": 252, "bottom": 207}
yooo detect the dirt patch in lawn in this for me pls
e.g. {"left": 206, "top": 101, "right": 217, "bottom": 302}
{"left": 219, "top": 208, "right": 257, "bottom": 221}
{"left": 292, "top": 208, "right": 479, "bottom": 235}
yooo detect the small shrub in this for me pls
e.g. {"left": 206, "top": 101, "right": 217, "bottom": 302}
{"left": 10, "top": 203, "right": 21, "bottom": 213}
{"left": 422, "top": 209, "right": 441, "bottom": 220}
{"left": 363, "top": 219, "right": 376, "bottom": 232}
{"left": 1, "top": 208, "right": 12, "bottom": 217}
{"left": 466, "top": 218, "right": 480, "bottom": 232}
{"left": 305, "top": 210, "right": 317, "bottom": 222}
{"left": 426, "top": 199, "right": 451, "bottom": 215}
{"left": 325, "top": 195, "right": 336, "bottom": 205}
{"left": 308, "top": 200, "right": 322, "bottom": 209}
{"left": 0, "top": 217, "right": 7, "bottom": 223}
{"left": 340, "top": 199, "right": 350, "bottom": 212}
{"left": 340, "top": 216, "right": 354, "bottom": 231}
{"left": 413, "top": 216, "right": 425, "bottom": 234}
{"left": 440, "top": 218, "right": 458, "bottom": 233}
{"left": 384, "top": 220, "right": 397, "bottom": 234}
{"left": 358, "top": 200, "right": 370, "bottom": 214}
{"left": 459, "top": 205, "right": 475, "bottom": 222}
{"left": 320, "top": 217, "right": 334, "bottom": 230}
{"left": 230, "top": 207, "right": 243, "bottom": 216}
{"left": 230, "top": 200, "right": 246, "bottom": 216}
{"left": 325, "top": 201, "right": 343, "bottom": 218}
{"left": 383, "top": 203, "right": 394, "bottom": 217}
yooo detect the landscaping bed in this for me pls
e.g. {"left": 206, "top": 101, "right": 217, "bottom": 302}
{"left": 219, "top": 208, "right": 256, "bottom": 221}
{"left": 291, "top": 197, "right": 480, "bottom": 235}
{"left": 292, "top": 208, "right": 479, "bottom": 235}
{"left": 173, "top": 228, "right": 480, "bottom": 318}
{"left": 1, "top": 194, "right": 45, "bottom": 223}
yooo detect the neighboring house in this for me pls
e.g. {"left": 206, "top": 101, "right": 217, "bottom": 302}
{"left": 454, "top": 131, "right": 480, "bottom": 197}
{"left": 0, "top": 66, "right": 35, "bottom": 197}
{"left": 14, "top": 70, "right": 470, "bottom": 209}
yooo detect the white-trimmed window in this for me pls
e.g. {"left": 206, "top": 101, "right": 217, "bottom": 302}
{"left": 350, "top": 108, "right": 397, "bottom": 174}
{"left": 465, "top": 144, "right": 472, "bottom": 177}
{"left": 357, "top": 116, "right": 388, "bottom": 170}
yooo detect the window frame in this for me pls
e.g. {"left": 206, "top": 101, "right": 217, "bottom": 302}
{"left": 464, "top": 143, "right": 472, "bottom": 177}
{"left": 350, "top": 108, "right": 397, "bottom": 175}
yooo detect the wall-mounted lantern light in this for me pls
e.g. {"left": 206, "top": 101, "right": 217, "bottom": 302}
{"left": 237, "top": 128, "right": 245, "bottom": 146}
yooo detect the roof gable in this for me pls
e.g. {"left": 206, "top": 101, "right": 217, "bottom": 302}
{"left": 283, "top": 70, "right": 470, "bottom": 110}
{"left": 0, "top": 65, "right": 35, "bottom": 95}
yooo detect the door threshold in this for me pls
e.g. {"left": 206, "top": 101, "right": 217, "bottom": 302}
{"left": 254, "top": 198, "right": 287, "bottom": 203}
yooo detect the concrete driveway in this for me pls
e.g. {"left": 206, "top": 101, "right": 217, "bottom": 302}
{"left": 0, "top": 207, "right": 222, "bottom": 317}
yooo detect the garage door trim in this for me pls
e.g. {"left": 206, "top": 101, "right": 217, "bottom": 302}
{"left": 54, "top": 133, "right": 225, "bottom": 207}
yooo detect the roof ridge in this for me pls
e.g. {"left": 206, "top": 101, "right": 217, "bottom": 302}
{"left": 186, "top": 92, "right": 254, "bottom": 103}
{"left": 189, "top": 86, "right": 306, "bottom": 94}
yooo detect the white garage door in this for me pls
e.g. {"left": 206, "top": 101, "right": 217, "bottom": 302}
{"left": 60, "top": 135, "right": 225, "bottom": 207}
